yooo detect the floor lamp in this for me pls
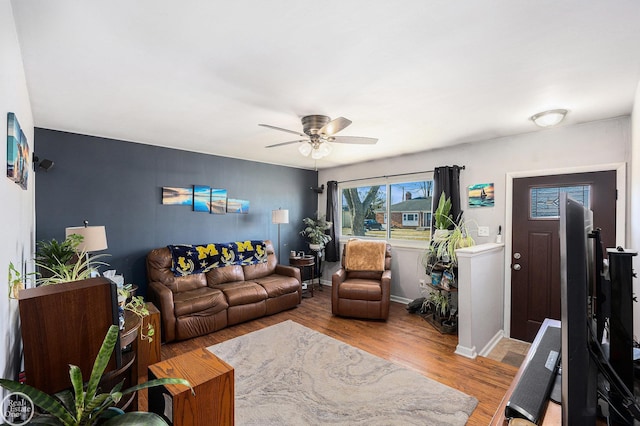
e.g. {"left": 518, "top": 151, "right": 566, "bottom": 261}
{"left": 272, "top": 208, "right": 289, "bottom": 261}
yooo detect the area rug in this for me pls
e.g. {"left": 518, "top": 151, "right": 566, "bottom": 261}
{"left": 207, "top": 320, "right": 477, "bottom": 425}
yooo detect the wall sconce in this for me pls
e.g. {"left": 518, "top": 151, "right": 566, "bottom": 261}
{"left": 530, "top": 109, "right": 568, "bottom": 128}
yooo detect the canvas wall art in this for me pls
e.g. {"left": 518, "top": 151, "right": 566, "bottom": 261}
{"left": 210, "top": 188, "right": 227, "bottom": 214}
{"left": 6, "top": 112, "right": 29, "bottom": 190}
{"left": 193, "top": 185, "right": 211, "bottom": 212}
{"left": 162, "top": 186, "right": 193, "bottom": 205}
{"left": 227, "top": 198, "right": 250, "bottom": 214}
{"left": 468, "top": 183, "right": 494, "bottom": 208}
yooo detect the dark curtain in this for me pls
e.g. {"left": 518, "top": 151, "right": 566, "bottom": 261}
{"left": 325, "top": 180, "right": 340, "bottom": 262}
{"left": 433, "top": 165, "right": 463, "bottom": 226}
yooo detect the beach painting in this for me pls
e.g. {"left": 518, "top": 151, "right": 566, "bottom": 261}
{"left": 6, "top": 113, "right": 29, "bottom": 189}
{"left": 227, "top": 198, "right": 250, "bottom": 214}
{"left": 193, "top": 185, "right": 211, "bottom": 212}
{"left": 162, "top": 186, "right": 193, "bottom": 205}
{"left": 468, "top": 183, "right": 494, "bottom": 208}
{"left": 210, "top": 188, "right": 227, "bottom": 214}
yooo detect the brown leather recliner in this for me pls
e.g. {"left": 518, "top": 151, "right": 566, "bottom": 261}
{"left": 331, "top": 240, "right": 392, "bottom": 320}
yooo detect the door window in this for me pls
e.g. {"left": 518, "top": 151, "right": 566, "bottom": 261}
{"left": 530, "top": 185, "right": 591, "bottom": 219}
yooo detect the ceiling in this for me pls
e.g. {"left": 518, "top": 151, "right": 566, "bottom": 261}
{"left": 10, "top": 1, "right": 640, "bottom": 170}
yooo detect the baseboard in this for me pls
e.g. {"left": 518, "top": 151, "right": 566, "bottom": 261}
{"left": 455, "top": 344, "right": 477, "bottom": 359}
{"left": 478, "top": 330, "right": 505, "bottom": 357}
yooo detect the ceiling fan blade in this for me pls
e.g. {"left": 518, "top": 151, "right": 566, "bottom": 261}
{"left": 320, "top": 117, "right": 352, "bottom": 136}
{"left": 259, "top": 124, "right": 306, "bottom": 137}
{"left": 265, "top": 139, "right": 307, "bottom": 148}
{"left": 330, "top": 136, "right": 378, "bottom": 145}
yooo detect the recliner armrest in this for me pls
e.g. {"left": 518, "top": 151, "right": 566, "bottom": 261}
{"left": 275, "top": 264, "right": 301, "bottom": 283}
{"left": 147, "top": 281, "right": 176, "bottom": 343}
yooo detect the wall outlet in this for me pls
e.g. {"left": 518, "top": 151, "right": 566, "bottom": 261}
{"left": 478, "top": 226, "right": 490, "bottom": 237}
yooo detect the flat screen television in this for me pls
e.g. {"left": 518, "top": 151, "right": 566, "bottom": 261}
{"left": 559, "top": 193, "right": 639, "bottom": 425}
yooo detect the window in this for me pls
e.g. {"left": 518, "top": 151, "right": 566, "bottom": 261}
{"left": 530, "top": 185, "right": 591, "bottom": 219}
{"left": 340, "top": 178, "right": 433, "bottom": 242}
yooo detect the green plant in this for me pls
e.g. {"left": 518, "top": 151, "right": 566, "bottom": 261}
{"left": 300, "top": 215, "right": 333, "bottom": 247}
{"left": 35, "top": 251, "right": 109, "bottom": 286}
{"left": 35, "top": 234, "right": 84, "bottom": 272}
{"left": 422, "top": 209, "right": 475, "bottom": 275}
{"left": 0, "top": 325, "right": 191, "bottom": 426}
{"left": 118, "top": 285, "right": 154, "bottom": 342}
{"left": 433, "top": 193, "right": 452, "bottom": 230}
{"left": 422, "top": 291, "right": 449, "bottom": 317}
{"left": 8, "top": 262, "right": 28, "bottom": 299}
{"left": 34, "top": 235, "right": 110, "bottom": 286}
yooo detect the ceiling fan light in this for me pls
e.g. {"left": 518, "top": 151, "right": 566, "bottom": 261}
{"left": 311, "top": 148, "right": 324, "bottom": 160}
{"left": 530, "top": 109, "right": 568, "bottom": 127}
{"left": 298, "top": 142, "right": 312, "bottom": 156}
{"left": 318, "top": 142, "right": 331, "bottom": 156}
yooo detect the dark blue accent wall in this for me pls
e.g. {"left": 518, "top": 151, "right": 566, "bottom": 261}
{"left": 34, "top": 128, "right": 318, "bottom": 295}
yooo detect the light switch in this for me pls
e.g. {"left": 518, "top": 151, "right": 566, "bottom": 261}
{"left": 478, "top": 226, "right": 490, "bottom": 237}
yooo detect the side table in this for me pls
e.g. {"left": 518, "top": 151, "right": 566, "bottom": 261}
{"left": 290, "top": 255, "right": 316, "bottom": 297}
{"left": 148, "top": 348, "right": 234, "bottom": 426}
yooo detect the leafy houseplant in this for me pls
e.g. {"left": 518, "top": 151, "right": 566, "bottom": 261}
{"left": 0, "top": 325, "right": 191, "bottom": 425}
{"left": 300, "top": 215, "right": 333, "bottom": 250}
{"left": 118, "top": 284, "right": 154, "bottom": 342}
{"left": 35, "top": 235, "right": 109, "bottom": 286}
{"left": 422, "top": 193, "right": 475, "bottom": 277}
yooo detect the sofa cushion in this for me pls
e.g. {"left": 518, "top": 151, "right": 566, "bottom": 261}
{"left": 243, "top": 240, "right": 277, "bottom": 280}
{"left": 173, "top": 287, "right": 228, "bottom": 317}
{"left": 213, "top": 281, "right": 268, "bottom": 306}
{"left": 206, "top": 264, "right": 245, "bottom": 286}
{"left": 252, "top": 274, "right": 300, "bottom": 298}
{"left": 338, "top": 279, "right": 383, "bottom": 301}
{"left": 147, "top": 247, "right": 207, "bottom": 293}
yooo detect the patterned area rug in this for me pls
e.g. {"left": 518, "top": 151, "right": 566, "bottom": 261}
{"left": 207, "top": 320, "right": 477, "bottom": 425}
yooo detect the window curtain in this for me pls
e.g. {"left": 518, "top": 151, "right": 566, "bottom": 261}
{"left": 325, "top": 180, "right": 340, "bottom": 262}
{"left": 433, "top": 165, "right": 463, "bottom": 226}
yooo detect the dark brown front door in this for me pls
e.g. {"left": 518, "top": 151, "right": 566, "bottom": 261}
{"left": 511, "top": 171, "right": 616, "bottom": 342}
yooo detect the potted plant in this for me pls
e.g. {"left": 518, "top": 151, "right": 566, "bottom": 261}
{"left": 35, "top": 235, "right": 109, "bottom": 286}
{"left": 300, "top": 215, "right": 332, "bottom": 251}
{"left": 118, "top": 284, "right": 155, "bottom": 342}
{"left": 421, "top": 192, "right": 475, "bottom": 280}
{"left": 0, "top": 325, "right": 191, "bottom": 425}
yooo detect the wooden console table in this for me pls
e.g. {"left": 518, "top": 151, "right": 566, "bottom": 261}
{"left": 148, "top": 348, "right": 234, "bottom": 426}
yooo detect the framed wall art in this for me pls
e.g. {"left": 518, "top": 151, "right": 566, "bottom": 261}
{"left": 468, "top": 183, "right": 494, "bottom": 208}
{"left": 7, "top": 112, "right": 29, "bottom": 190}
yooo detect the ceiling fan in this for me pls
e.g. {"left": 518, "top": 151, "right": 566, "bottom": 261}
{"left": 260, "top": 115, "right": 377, "bottom": 159}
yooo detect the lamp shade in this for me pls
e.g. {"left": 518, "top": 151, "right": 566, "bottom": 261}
{"left": 65, "top": 225, "right": 108, "bottom": 252}
{"left": 272, "top": 209, "right": 289, "bottom": 224}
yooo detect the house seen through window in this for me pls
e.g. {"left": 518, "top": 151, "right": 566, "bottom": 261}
{"left": 341, "top": 178, "right": 434, "bottom": 242}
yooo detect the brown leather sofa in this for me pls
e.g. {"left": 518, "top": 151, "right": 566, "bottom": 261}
{"left": 331, "top": 242, "right": 392, "bottom": 320}
{"left": 146, "top": 240, "right": 301, "bottom": 342}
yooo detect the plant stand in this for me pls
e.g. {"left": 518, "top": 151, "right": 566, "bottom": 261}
{"left": 421, "top": 313, "right": 458, "bottom": 335}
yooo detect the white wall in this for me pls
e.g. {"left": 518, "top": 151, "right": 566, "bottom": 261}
{"left": 0, "top": 0, "right": 35, "bottom": 382}
{"left": 318, "top": 117, "right": 631, "bottom": 310}
{"left": 630, "top": 81, "right": 640, "bottom": 336}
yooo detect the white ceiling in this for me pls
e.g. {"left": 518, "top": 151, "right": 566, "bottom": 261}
{"left": 10, "top": 1, "right": 640, "bottom": 170}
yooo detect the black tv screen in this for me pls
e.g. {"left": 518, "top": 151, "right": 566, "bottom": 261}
{"left": 559, "top": 192, "right": 598, "bottom": 425}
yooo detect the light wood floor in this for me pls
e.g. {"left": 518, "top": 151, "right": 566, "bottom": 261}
{"left": 140, "top": 287, "right": 517, "bottom": 425}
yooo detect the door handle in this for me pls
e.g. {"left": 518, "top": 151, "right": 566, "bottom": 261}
{"left": 513, "top": 264, "right": 521, "bottom": 271}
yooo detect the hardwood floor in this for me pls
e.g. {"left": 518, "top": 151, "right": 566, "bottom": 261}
{"left": 140, "top": 287, "right": 517, "bottom": 425}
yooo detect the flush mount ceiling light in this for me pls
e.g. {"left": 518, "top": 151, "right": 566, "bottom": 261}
{"left": 530, "top": 109, "right": 568, "bottom": 128}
